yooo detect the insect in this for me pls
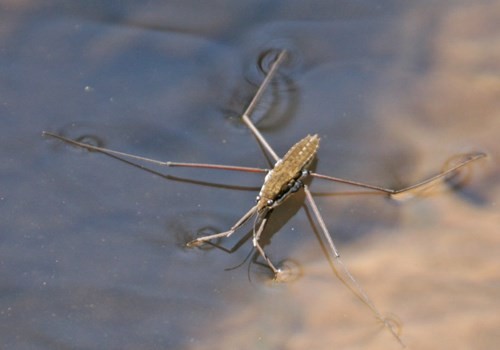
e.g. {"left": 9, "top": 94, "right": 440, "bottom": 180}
{"left": 43, "top": 50, "right": 485, "bottom": 347}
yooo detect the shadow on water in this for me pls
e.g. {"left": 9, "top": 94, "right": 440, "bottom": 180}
{"left": 2, "top": 1, "right": 499, "bottom": 349}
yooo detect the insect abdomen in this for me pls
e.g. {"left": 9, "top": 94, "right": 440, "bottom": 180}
{"left": 258, "top": 134, "right": 320, "bottom": 210}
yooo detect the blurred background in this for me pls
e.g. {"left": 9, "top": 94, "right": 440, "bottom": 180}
{"left": 1, "top": 1, "right": 499, "bottom": 349}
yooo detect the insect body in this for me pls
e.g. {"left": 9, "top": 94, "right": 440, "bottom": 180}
{"left": 185, "top": 134, "right": 321, "bottom": 278}
{"left": 257, "top": 134, "right": 319, "bottom": 211}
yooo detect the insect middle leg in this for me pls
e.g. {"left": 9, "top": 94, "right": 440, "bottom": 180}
{"left": 310, "top": 151, "right": 486, "bottom": 197}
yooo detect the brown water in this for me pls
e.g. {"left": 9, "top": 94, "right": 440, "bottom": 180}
{"left": 1, "top": 1, "right": 499, "bottom": 349}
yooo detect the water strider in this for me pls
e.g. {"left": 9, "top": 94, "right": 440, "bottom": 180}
{"left": 43, "top": 50, "right": 486, "bottom": 347}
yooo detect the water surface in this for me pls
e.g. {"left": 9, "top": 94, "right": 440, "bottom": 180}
{"left": 1, "top": 1, "right": 499, "bottom": 349}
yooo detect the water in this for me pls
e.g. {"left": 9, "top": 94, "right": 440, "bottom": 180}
{"left": 1, "top": 1, "right": 499, "bottom": 349}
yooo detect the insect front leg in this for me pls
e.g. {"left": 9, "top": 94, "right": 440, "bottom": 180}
{"left": 186, "top": 205, "right": 258, "bottom": 248}
{"left": 252, "top": 213, "right": 281, "bottom": 276}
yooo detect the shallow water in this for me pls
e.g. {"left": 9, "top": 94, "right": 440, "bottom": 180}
{"left": 1, "top": 1, "right": 499, "bottom": 349}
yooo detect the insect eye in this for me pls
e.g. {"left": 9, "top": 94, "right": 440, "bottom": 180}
{"left": 255, "top": 195, "right": 261, "bottom": 202}
{"left": 267, "top": 199, "right": 274, "bottom": 206}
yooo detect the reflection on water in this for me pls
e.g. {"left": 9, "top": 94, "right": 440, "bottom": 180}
{"left": 1, "top": 1, "right": 499, "bottom": 349}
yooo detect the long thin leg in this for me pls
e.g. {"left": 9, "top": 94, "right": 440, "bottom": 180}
{"left": 303, "top": 184, "right": 406, "bottom": 347}
{"left": 186, "top": 205, "right": 258, "bottom": 247}
{"left": 240, "top": 76, "right": 403, "bottom": 341}
{"left": 252, "top": 215, "right": 280, "bottom": 275}
{"left": 311, "top": 152, "right": 486, "bottom": 196}
{"left": 42, "top": 131, "right": 268, "bottom": 174}
{"left": 242, "top": 114, "right": 279, "bottom": 162}
{"left": 240, "top": 49, "right": 287, "bottom": 162}
{"left": 42, "top": 51, "right": 289, "bottom": 172}
{"left": 242, "top": 49, "right": 288, "bottom": 124}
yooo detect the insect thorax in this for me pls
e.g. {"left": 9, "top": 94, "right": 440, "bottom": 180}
{"left": 257, "top": 134, "right": 320, "bottom": 211}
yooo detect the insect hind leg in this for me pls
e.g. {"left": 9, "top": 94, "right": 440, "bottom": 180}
{"left": 240, "top": 50, "right": 287, "bottom": 163}
{"left": 303, "top": 184, "right": 406, "bottom": 347}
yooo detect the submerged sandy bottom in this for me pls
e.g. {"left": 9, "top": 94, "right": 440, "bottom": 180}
{"left": 189, "top": 194, "right": 499, "bottom": 350}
